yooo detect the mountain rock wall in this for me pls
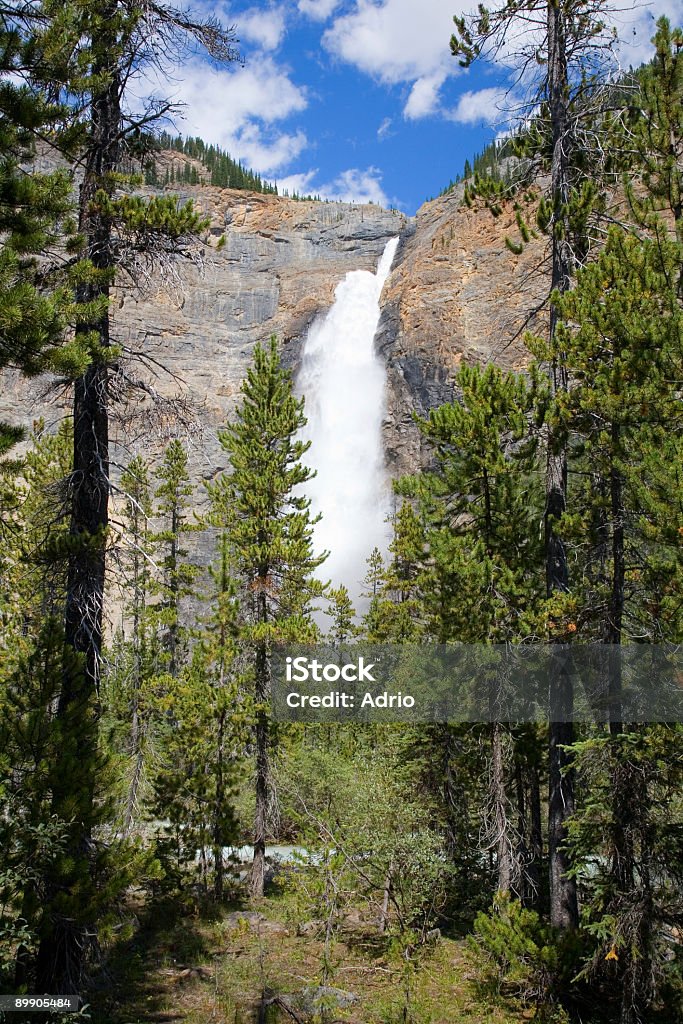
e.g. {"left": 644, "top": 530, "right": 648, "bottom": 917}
{"left": 2, "top": 173, "right": 547, "bottom": 491}
{"left": 378, "top": 187, "right": 546, "bottom": 474}
{"left": 1, "top": 185, "right": 405, "bottom": 483}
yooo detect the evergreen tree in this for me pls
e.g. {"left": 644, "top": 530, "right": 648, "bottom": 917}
{"left": 362, "top": 546, "right": 385, "bottom": 599}
{"left": 151, "top": 440, "right": 201, "bottom": 679}
{"left": 153, "top": 528, "right": 248, "bottom": 899}
{"left": 107, "top": 443, "right": 203, "bottom": 848}
{"left": 0, "top": 621, "right": 79, "bottom": 990}
{"left": 0, "top": 423, "right": 147, "bottom": 994}
{"left": 325, "top": 585, "right": 359, "bottom": 643}
{"left": 625, "top": 19, "right": 683, "bottom": 250}
{"left": 548, "top": 203, "right": 683, "bottom": 1024}
{"left": 0, "top": 420, "right": 71, "bottom": 715}
{"left": 9, "top": 419, "right": 73, "bottom": 624}
{"left": 0, "top": 8, "right": 85, "bottom": 482}
{"left": 208, "top": 337, "right": 325, "bottom": 897}
{"left": 402, "top": 363, "right": 544, "bottom": 644}
{"left": 363, "top": 503, "right": 425, "bottom": 642}
{"left": 401, "top": 363, "right": 546, "bottom": 901}
{"left": 517, "top": 25, "right": 683, "bottom": 1018}
{"left": 450, "top": 0, "right": 622, "bottom": 931}
{"left": 0, "top": 15, "right": 74, "bottom": 389}
{"left": 20, "top": 0, "right": 239, "bottom": 989}
{"left": 151, "top": 651, "right": 244, "bottom": 898}
{"left": 116, "top": 456, "right": 154, "bottom": 835}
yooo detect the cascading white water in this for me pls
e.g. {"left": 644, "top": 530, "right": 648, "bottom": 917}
{"left": 297, "top": 236, "right": 399, "bottom": 611}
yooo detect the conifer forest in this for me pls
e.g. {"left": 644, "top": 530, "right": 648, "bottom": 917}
{"left": 0, "top": 2, "right": 682, "bottom": 1023}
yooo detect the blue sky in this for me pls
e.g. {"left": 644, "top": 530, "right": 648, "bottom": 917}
{"left": 144, "top": 0, "right": 683, "bottom": 215}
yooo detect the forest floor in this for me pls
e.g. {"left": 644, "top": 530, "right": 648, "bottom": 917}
{"left": 87, "top": 886, "right": 526, "bottom": 1024}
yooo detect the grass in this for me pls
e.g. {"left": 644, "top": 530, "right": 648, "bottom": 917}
{"left": 87, "top": 885, "right": 526, "bottom": 1024}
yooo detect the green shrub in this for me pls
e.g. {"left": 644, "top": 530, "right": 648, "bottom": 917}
{"left": 469, "top": 894, "right": 583, "bottom": 1021}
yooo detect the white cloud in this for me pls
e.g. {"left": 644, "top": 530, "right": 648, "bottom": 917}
{"left": 230, "top": 124, "right": 308, "bottom": 173}
{"left": 404, "top": 70, "right": 448, "bottom": 119}
{"left": 237, "top": 7, "right": 286, "bottom": 51}
{"left": 318, "top": 0, "right": 683, "bottom": 130}
{"left": 612, "top": 3, "right": 683, "bottom": 69}
{"left": 298, "top": 0, "right": 340, "bottom": 20}
{"left": 139, "top": 56, "right": 308, "bottom": 173}
{"left": 448, "top": 87, "right": 509, "bottom": 126}
{"left": 321, "top": 167, "right": 389, "bottom": 204}
{"left": 279, "top": 166, "right": 390, "bottom": 205}
{"left": 377, "top": 116, "right": 393, "bottom": 140}
{"left": 276, "top": 170, "right": 318, "bottom": 194}
{"left": 321, "top": 0, "right": 472, "bottom": 118}
{"left": 480, "top": 1, "right": 682, "bottom": 82}
{"left": 196, "top": 57, "right": 306, "bottom": 132}
{"left": 323, "top": 0, "right": 459, "bottom": 85}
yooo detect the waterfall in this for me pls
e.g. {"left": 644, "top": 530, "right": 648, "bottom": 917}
{"left": 296, "top": 236, "right": 399, "bottom": 612}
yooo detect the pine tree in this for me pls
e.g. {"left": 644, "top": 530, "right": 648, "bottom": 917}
{"left": 0, "top": 19, "right": 73, "bottom": 373}
{"left": 151, "top": 440, "right": 201, "bottom": 679}
{"left": 151, "top": 647, "right": 244, "bottom": 897}
{"left": 116, "top": 456, "right": 154, "bottom": 835}
{"left": 0, "top": 621, "right": 79, "bottom": 990}
{"left": 625, "top": 19, "right": 683, "bottom": 249}
{"left": 450, "top": 0, "right": 621, "bottom": 931}
{"left": 0, "top": 418, "right": 74, "bottom": 987}
{"left": 403, "top": 363, "right": 544, "bottom": 643}
{"left": 111, "top": 444, "right": 203, "bottom": 850}
{"left": 18, "top": 0, "right": 239, "bottom": 990}
{"left": 10, "top": 420, "right": 74, "bottom": 625}
{"left": 0, "top": 12, "right": 82, "bottom": 465}
{"left": 325, "top": 586, "right": 359, "bottom": 643}
{"left": 363, "top": 503, "right": 425, "bottom": 642}
{"left": 154, "top": 528, "right": 249, "bottom": 899}
{"left": 363, "top": 547, "right": 385, "bottom": 600}
{"left": 361, "top": 546, "right": 387, "bottom": 641}
{"left": 0, "top": 422, "right": 148, "bottom": 994}
{"left": 200, "top": 530, "right": 250, "bottom": 899}
{"left": 518, "top": 27, "right": 683, "bottom": 1015}
{"left": 547, "top": 189, "right": 683, "bottom": 1024}
{"left": 208, "top": 336, "right": 325, "bottom": 897}
{"left": 402, "top": 363, "right": 546, "bottom": 900}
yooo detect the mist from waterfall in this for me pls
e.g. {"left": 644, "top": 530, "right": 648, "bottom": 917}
{"left": 297, "top": 236, "right": 399, "bottom": 614}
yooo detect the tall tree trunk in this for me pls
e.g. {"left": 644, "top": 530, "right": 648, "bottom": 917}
{"left": 548, "top": 701, "right": 577, "bottom": 929}
{"left": 606, "top": 430, "right": 625, "bottom": 722}
{"left": 123, "top": 488, "right": 148, "bottom": 836}
{"left": 528, "top": 761, "right": 543, "bottom": 910}
{"left": 515, "top": 755, "right": 542, "bottom": 908}
{"left": 123, "top": 731, "right": 145, "bottom": 836}
{"left": 378, "top": 863, "right": 393, "bottom": 934}
{"left": 546, "top": 0, "right": 578, "bottom": 932}
{"left": 441, "top": 726, "right": 461, "bottom": 860}
{"left": 213, "top": 707, "right": 226, "bottom": 900}
{"left": 605, "top": 438, "right": 654, "bottom": 1024}
{"left": 251, "top": 589, "right": 270, "bottom": 899}
{"left": 36, "top": 12, "right": 120, "bottom": 989}
{"left": 123, "top": 614, "right": 146, "bottom": 835}
{"left": 492, "top": 721, "right": 513, "bottom": 894}
{"left": 169, "top": 506, "right": 179, "bottom": 677}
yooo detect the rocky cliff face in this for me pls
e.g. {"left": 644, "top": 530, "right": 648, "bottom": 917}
{"left": 1, "top": 168, "right": 546, "bottom": 489}
{"left": 1, "top": 183, "right": 405, "bottom": 484}
{"left": 377, "top": 187, "right": 546, "bottom": 474}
